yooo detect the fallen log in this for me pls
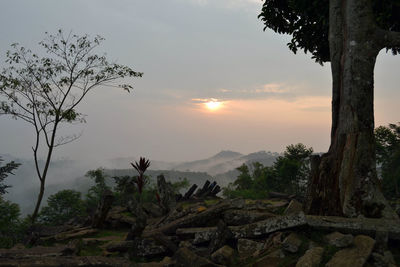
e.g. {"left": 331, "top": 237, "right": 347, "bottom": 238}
{"left": 305, "top": 215, "right": 400, "bottom": 240}
{"left": 143, "top": 200, "right": 240, "bottom": 237}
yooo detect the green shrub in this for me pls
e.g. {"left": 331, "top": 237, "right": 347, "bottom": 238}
{"left": 38, "top": 189, "right": 86, "bottom": 225}
{"left": 0, "top": 198, "right": 25, "bottom": 248}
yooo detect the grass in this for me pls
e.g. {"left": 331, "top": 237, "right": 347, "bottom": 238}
{"left": 204, "top": 199, "right": 220, "bottom": 206}
{"left": 79, "top": 243, "right": 104, "bottom": 256}
{"left": 91, "top": 229, "right": 127, "bottom": 239}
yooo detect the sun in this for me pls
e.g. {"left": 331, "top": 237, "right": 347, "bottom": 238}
{"left": 205, "top": 100, "right": 222, "bottom": 111}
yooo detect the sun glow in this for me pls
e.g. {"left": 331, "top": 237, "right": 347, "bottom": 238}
{"left": 205, "top": 100, "right": 222, "bottom": 111}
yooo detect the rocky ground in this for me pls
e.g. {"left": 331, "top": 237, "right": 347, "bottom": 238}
{"left": 1, "top": 178, "right": 400, "bottom": 266}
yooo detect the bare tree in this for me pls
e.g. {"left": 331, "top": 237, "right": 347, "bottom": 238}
{"left": 0, "top": 30, "right": 142, "bottom": 223}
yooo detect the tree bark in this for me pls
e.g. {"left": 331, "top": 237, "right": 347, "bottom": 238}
{"left": 305, "top": 0, "right": 398, "bottom": 219}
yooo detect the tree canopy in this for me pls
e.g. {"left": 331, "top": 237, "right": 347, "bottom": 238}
{"left": 259, "top": 0, "right": 400, "bottom": 64}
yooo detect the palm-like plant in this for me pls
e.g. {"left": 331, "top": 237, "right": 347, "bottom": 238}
{"left": 131, "top": 157, "right": 150, "bottom": 194}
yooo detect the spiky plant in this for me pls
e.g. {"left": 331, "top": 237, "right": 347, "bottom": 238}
{"left": 131, "top": 157, "right": 150, "bottom": 195}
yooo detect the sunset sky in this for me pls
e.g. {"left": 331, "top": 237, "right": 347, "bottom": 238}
{"left": 1, "top": 0, "right": 399, "bottom": 162}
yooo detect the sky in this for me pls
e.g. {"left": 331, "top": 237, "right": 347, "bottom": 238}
{"left": 0, "top": 0, "right": 399, "bottom": 162}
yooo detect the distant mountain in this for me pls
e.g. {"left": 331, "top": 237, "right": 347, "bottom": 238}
{"left": 0, "top": 150, "right": 280, "bottom": 214}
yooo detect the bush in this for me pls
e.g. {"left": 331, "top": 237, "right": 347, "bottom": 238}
{"left": 85, "top": 168, "right": 111, "bottom": 213}
{"left": 0, "top": 198, "right": 24, "bottom": 248}
{"left": 223, "top": 143, "right": 313, "bottom": 199}
{"left": 38, "top": 189, "right": 86, "bottom": 225}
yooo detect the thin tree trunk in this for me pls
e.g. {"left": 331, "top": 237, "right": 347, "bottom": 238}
{"left": 305, "top": 0, "right": 398, "bottom": 219}
{"left": 30, "top": 122, "right": 58, "bottom": 223}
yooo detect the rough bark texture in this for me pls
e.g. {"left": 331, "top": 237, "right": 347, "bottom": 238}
{"left": 305, "top": 0, "right": 399, "bottom": 219}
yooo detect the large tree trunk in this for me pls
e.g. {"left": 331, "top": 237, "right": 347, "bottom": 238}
{"left": 305, "top": 0, "right": 398, "bottom": 219}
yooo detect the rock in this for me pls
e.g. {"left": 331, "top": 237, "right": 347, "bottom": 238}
{"left": 371, "top": 251, "right": 396, "bottom": 267}
{"left": 284, "top": 199, "right": 303, "bottom": 214}
{"left": 237, "top": 238, "right": 264, "bottom": 256}
{"left": 91, "top": 189, "right": 115, "bottom": 228}
{"left": 375, "top": 230, "right": 389, "bottom": 253}
{"left": 265, "top": 249, "right": 285, "bottom": 258}
{"left": 126, "top": 201, "right": 147, "bottom": 240}
{"left": 231, "top": 212, "right": 307, "bottom": 239}
{"left": 150, "top": 232, "right": 179, "bottom": 253}
{"left": 253, "top": 255, "right": 282, "bottom": 267}
{"left": 40, "top": 227, "right": 99, "bottom": 242}
{"left": 0, "top": 244, "right": 80, "bottom": 258}
{"left": 296, "top": 246, "right": 324, "bottom": 267}
{"left": 30, "top": 225, "right": 73, "bottom": 237}
{"left": 143, "top": 200, "right": 232, "bottom": 237}
{"left": 107, "top": 212, "right": 137, "bottom": 228}
{"left": 157, "top": 174, "right": 176, "bottom": 214}
{"left": 91, "top": 190, "right": 114, "bottom": 228}
{"left": 211, "top": 245, "right": 235, "bottom": 265}
{"left": 137, "top": 256, "right": 175, "bottom": 267}
{"left": 282, "top": 233, "right": 303, "bottom": 253}
{"left": 176, "top": 226, "right": 236, "bottom": 248}
{"left": 143, "top": 202, "right": 164, "bottom": 218}
{"left": 0, "top": 256, "right": 133, "bottom": 267}
{"left": 106, "top": 241, "right": 134, "bottom": 253}
{"left": 223, "top": 209, "right": 275, "bottom": 226}
{"left": 305, "top": 215, "right": 400, "bottom": 240}
{"left": 182, "top": 184, "right": 198, "bottom": 201}
{"left": 130, "top": 237, "right": 167, "bottom": 258}
{"left": 325, "top": 231, "right": 354, "bottom": 248}
{"left": 208, "top": 220, "right": 234, "bottom": 254}
{"left": 64, "top": 239, "right": 82, "bottom": 255}
{"left": 176, "top": 227, "right": 216, "bottom": 244}
{"left": 326, "top": 235, "right": 376, "bottom": 267}
{"left": 173, "top": 247, "right": 222, "bottom": 267}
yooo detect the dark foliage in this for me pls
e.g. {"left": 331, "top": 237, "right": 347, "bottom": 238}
{"left": 0, "top": 157, "right": 21, "bottom": 196}
{"left": 131, "top": 157, "right": 151, "bottom": 194}
{"left": 38, "top": 189, "right": 86, "bottom": 226}
{"left": 258, "top": 0, "right": 400, "bottom": 64}
{"left": 85, "top": 168, "right": 111, "bottom": 213}
{"left": 223, "top": 143, "right": 313, "bottom": 199}
{"left": 375, "top": 122, "right": 400, "bottom": 198}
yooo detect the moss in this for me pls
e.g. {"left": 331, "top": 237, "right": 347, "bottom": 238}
{"left": 204, "top": 199, "right": 219, "bottom": 206}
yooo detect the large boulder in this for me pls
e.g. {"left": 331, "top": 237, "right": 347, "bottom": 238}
{"left": 208, "top": 220, "right": 234, "bottom": 254}
{"left": 223, "top": 209, "right": 275, "bottom": 226}
{"left": 211, "top": 245, "right": 235, "bottom": 265}
{"left": 282, "top": 233, "right": 303, "bottom": 253}
{"left": 325, "top": 231, "right": 354, "bottom": 248}
{"left": 296, "top": 246, "right": 324, "bottom": 267}
{"left": 130, "top": 237, "right": 168, "bottom": 258}
{"left": 284, "top": 199, "right": 303, "bottom": 215}
{"left": 91, "top": 189, "right": 115, "bottom": 229}
{"left": 0, "top": 256, "right": 133, "bottom": 267}
{"left": 326, "top": 235, "right": 376, "bottom": 267}
{"left": 237, "top": 238, "right": 264, "bottom": 257}
{"left": 106, "top": 241, "right": 134, "bottom": 253}
{"left": 231, "top": 212, "right": 307, "bottom": 239}
{"left": 173, "top": 247, "right": 222, "bottom": 267}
